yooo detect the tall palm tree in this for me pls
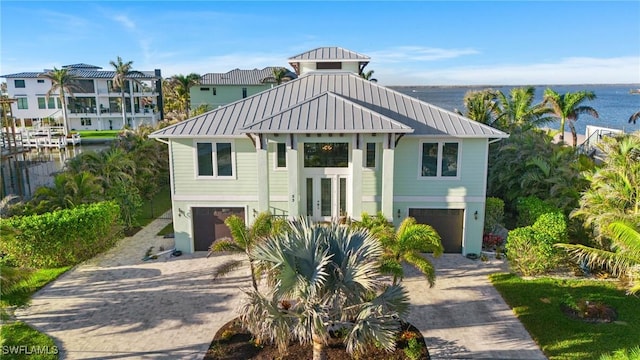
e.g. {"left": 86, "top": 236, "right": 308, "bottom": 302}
{"left": 169, "top": 73, "right": 200, "bottom": 117}
{"left": 459, "top": 89, "right": 500, "bottom": 126}
{"left": 109, "top": 56, "right": 144, "bottom": 129}
{"left": 354, "top": 214, "right": 443, "bottom": 285}
{"left": 40, "top": 68, "right": 80, "bottom": 136}
{"left": 543, "top": 89, "right": 599, "bottom": 147}
{"left": 272, "top": 67, "right": 292, "bottom": 85}
{"left": 209, "top": 212, "right": 288, "bottom": 291}
{"left": 240, "top": 219, "right": 409, "bottom": 359}
{"left": 494, "top": 87, "right": 553, "bottom": 132}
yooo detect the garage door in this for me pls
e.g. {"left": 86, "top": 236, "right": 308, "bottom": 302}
{"left": 192, "top": 207, "right": 245, "bottom": 251}
{"left": 409, "top": 208, "right": 464, "bottom": 253}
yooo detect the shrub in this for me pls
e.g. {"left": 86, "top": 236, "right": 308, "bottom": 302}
{"left": 0, "top": 201, "right": 121, "bottom": 267}
{"left": 484, "top": 197, "right": 505, "bottom": 233}
{"left": 516, "top": 196, "right": 559, "bottom": 227}
{"left": 505, "top": 213, "right": 567, "bottom": 276}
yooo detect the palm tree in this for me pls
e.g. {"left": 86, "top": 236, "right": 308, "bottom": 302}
{"left": 494, "top": 87, "right": 553, "bottom": 132}
{"left": 557, "top": 220, "right": 640, "bottom": 294}
{"left": 543, "top": 89, "right": 599, "bottom": 147}
{"left": 32, "top": 171, "right": 103, "bottom": 212}
{"left": 272, "top": 67, "right": 292, "bottom": 85}
{"left": 354, "top": 214, "right": 443, "bottom": 286}
{"left": 109, "top": 56, "right": 144, "bottom": 129}
{"left": 360, "top": 69, "right": 377, "bottom": 82}
{"left": 83, "top": 147, "right": 136, "bottom": 190}
{"left": 169, "top": 73, "right": 200, "bottom": 117}
{"left": 458, "top": 89, "right": 500, "bottom": 126}
{"left": 40, "top": 68, "right": 80, "bottom": 136}
{"left": 240, "top": 219, "right": 410, "bottom": 359}
{"left": 629, "top": 110, "right": 640, "bottom": 125}
{"left": 209, "top": 212, "right": 287, "bottom": 291}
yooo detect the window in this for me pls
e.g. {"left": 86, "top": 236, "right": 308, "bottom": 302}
{"left": 81, "top": 117, "right": 92, "bottom": 126}
{"left": 276, "top": 143, "right": 287, "bottom": 168}
{"left": 304, "top": 143, "right": 349, "bottom": 167}
{"left": 200, "top": 87, "right": 209, "bottom": 91}
{"left": 420, "top": 142, "right": 459, "bottom": 178}
{"left": 17, "top": 98, "right": 28, "bottom": 109}
{"left": 48, "top": 97, "right": 56, "bottom": 109}
{"left": 316, "top": 62, "right": 342, "bottom": 70}
{"left": 242, "top": 88, "right": 247, "bottom": 98}
{"left": 213, "top": 87, "right": 217, "bottom": 96}
{"left": 37, "top": 79, "right": 45, "bottom": 83}
{"left": 365, "top": 142, "right": 376, "bottom": 168}
{"left": 14, "top": 80, "right": 25, "bottom": 88}
{"left": 196, "top": 141, "right": 234, "bottom": 177}
{"left": 38, "top": 97, "right": 46, "bottom": 109}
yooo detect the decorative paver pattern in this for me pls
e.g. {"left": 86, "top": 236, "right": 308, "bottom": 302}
{"left": 15, "top": 216, "right": 546, "bottom": 359}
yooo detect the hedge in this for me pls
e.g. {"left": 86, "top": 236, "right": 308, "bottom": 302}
{"left": 0, "top": 201, "right": 121, "bottom": 267}
{"left": 516, "top": 196, "right": 559, "bottom": 227}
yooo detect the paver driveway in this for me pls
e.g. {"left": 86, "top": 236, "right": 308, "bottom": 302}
{"left": 15, "top": 215, "right": 545, "bottom": 359}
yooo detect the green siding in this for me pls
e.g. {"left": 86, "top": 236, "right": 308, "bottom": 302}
{"left": 268, "top": 141, "right": 289, "bottom": 196}
{"left": 393, "top": 137, "right": 488, "bottom": 197}
{"left": 171, "top": 138, "right": 258, "bottom": 196}
{"left": 190, "top": 84, "right": 272, "bottom": 109}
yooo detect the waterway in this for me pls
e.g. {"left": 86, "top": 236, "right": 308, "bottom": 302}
{"left": 1, "top": 144, "right": 108, "bottom": 199}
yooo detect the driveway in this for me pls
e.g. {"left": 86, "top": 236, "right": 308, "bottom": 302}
{"left": 15, "top": 216, "right": 545, "bottom": 359}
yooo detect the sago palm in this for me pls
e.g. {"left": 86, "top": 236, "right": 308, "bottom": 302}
{"left": 240, "top": 219, "right": 410, "bottom": 360}
{"left": 40, "top": 68, "right": 80, "bottom": 136}
{"left": 109, "top": 56, "right": 144, "bottom": 128}
{"left": 209, "top": 212, "right": 288, "bottom": 291}
{"left": 543, "top": 88, "right": 599, "bottom": 147}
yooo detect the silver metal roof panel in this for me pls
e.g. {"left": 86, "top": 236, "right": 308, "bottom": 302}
{"left": 288, "top": 47, "right": 370, "bottom": 62}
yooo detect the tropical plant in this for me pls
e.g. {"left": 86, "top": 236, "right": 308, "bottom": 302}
{"left": 40, "top": 68, "right": 80, "bottom": 135}
{"left": 557, "top": 221, "right": 640, "bottom": 295}
{"left": 169, "top": 73, "right": 200, "bottom": 117}
{"left": 209, "top": 212, "right": 288, "bottom": 290}
{"left": 360, "top": 69, "right": 377, "bottom": 82}
{"left": 543, "top": 88, "right": 599, "bottom": 147}
{"left": 494, "top": 86, "right": 552, "bottom": 132}
{"left": 109, "top": 56, "right": 144, "bottom": 128}
{"left": 272, "top": 67, "right": 293, "bottom": 85}
{"left": 32, "top": 171, "right": 103, "bottom": 212}
{"left": 629, "top": 111, "right": 640, "bottom": 125}
{"left": 239, "top": 219, "right": 410, "bottom": 360}
{"left": 352, "top": 213, "right": 443, "bottom": 286}
{"left": 82, "top": 147, "right": 136, "bottom": 190}
{"left": 457, "top": 89, "right": 500, "bottom": 126}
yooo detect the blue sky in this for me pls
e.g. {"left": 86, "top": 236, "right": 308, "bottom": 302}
{"left": 1, "top": 1, "right": 639, "bottom": 86}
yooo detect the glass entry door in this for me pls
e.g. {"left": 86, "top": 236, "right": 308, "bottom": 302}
{"left": 305, "top": 175, "right": 347, "bottom": 222}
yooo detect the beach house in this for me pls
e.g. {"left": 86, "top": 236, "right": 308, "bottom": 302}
{"left": 149, "top": 47, "right": 508, "bottom": 255}
{"left": 2, "top": 64, "right": 163, "bottom": 131}
{"left": 190, "top": 67, "right": 296, "bottom": 111}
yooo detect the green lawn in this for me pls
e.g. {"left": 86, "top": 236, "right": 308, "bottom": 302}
{"left": 76, "top": 130, "right": 120, "bottom": 139}
{"left": 1, "top": 267, "right": 70, "bottom": 360}
{"left": 490, "top": 273, "right": 640, "bottom": 360}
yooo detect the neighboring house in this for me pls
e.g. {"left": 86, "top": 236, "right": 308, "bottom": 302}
{"left": 190, "top": 67, "right": 296, "bottom": 110}
{"left": 150, "top": 46, "right": 508, "bottom": 255}
{"left": 1, "top": 64, "right": 163, "bottom": 130}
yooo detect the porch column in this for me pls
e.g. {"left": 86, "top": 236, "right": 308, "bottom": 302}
{"left": 381, "top": 133, "right": 395, "bottom": 221}
{"left": 256, "top": 134, "right": 270, "bottom": 212}
{"left": 287, "top": 134, "right": 300, "bottom": 218}
{"left": 350, "top": 134, "right": 363, "bottom": 219}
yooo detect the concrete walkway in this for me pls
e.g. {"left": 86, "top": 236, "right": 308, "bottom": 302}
{"left": 15, "top": 216, "right": 546, "bottom": 359}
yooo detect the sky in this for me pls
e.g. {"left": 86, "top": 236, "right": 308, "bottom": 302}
{"left": 1, "top": 1, "right": 639, "bottom": 86}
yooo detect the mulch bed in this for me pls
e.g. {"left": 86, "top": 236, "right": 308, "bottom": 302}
{"left": 560, "top": 299, "right": 617, "bottom": 323}
{"left": 204, "top": 318, "right": 430, "bottom": 360}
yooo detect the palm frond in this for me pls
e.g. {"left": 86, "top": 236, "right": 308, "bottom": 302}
{"left": 212, "top": 259, "right": 246, "bottom": 280}
{"left": 208, "top": 238, "right": 243, "bottom": 254}
{"left": 404, "top": 251, "right": 437, "bottom": 287}
{"left": 556, "top": 243, "right": 638, "bottom": 277}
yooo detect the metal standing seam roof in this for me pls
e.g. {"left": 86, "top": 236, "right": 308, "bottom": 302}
{"left": 200, "top": 67, "right": 295, "bottom": 85}
{"left": 288, "top": 47, "right": 371, "bottom": 62}
{"left": 149, "top": 72, "right": 509, "bottom": 139}
{"left": 1, "top": 70, "right": 158, "bottom": 79}
{"left": 62, "top": 63, "right": 102, "bottom": 69}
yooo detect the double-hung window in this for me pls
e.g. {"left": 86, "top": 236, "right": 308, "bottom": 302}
{"left": 196, "top": 141, "right": 234, "bottom": 178}
{"left": 420, "top": 141, "right": 460, "bottom": 178}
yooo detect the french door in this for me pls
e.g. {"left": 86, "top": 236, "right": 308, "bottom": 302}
{"left": 305, "top": 175, "right": 347, "bottom": 222}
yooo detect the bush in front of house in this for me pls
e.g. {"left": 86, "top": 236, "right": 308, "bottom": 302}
{"left": 516, "top": 196, "right": 559, "bottom": 227}
{"left": 484, "top": 197, "right": 505, "bottom": 233}
{"left": 0, "top": 201, "right": 121, "bottom": 268}
{"left": 506, "top": 211, "right": 568, "bottom": 276}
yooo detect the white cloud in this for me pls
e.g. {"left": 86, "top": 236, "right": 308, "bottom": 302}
{"left": 112, "top": 14, "right": 136, "bottom": 30}
{"left": 376, "top": 56, "right": 640, "bottom": 85}
{"left": 367, "top": 46, "right": 479, "bottom": 63}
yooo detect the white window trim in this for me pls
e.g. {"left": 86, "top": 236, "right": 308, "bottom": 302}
{"left": 193, "top": 139, "right": 236, "bottom": 179}
{"left": 418, "top": 140, "right": 461, "bottom": 180}
{"left": 363, "top": 142, "right": 379, "bottom": 170}
{"left": 273, "top": 141, "right": 287, "bottom": 171}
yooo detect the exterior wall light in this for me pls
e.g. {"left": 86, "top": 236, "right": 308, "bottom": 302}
{"left": 474, "top": 210, "right": 478, "bottom": 220}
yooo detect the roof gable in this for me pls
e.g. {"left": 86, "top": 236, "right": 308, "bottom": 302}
{"left": 241, "top": 91, "right": 413, "bottom": 134}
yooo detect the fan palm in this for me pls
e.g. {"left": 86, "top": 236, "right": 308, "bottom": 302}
{"left": 40, "top": 68, "right": 80, "bottom": 136}
{"left": 240, "top": 219, "right": 410, "bottom": 360}
{"left": 209, "top": 212, "right": 288, "bottom": 291}
{"left": 109, "top": 56, "right": 144, "bottom": 128}
{"left": 543, "top": 89, "right": 599, "bottom": 147}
